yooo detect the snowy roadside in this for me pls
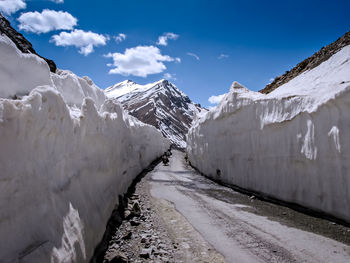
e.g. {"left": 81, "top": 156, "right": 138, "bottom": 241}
{"left": 150, "top": 151, "right": 350, "bottom": 263}
{"left": 0, "top": 34, "right": 169, "bottom": 262}
{"left": 102, "top": 150, "right": 350, "bottom": 262}
{"left": 187, "top": 44, "right": 350, "bottom": 223}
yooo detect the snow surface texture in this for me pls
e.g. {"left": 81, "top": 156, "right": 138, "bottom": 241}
{"left": 0, "top": 35, "right": 169, "bottom": 262}
{"left": 105, "top": 79, "right": 202, "bottom": 148}
{"left": 187, "top": 45, "right": 350, "bottom": 223}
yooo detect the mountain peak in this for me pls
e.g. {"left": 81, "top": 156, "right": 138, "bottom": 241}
{"left": 158, "top": 78, "right": 168, "bottom": 83}
{"left": 151, "top": 78, "right": 171, "bottom": 88}
{"left": 105, "top": 79, "right": 205, "bottom": 148}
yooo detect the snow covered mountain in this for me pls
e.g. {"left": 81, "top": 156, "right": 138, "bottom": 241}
{"left": 187, "top": 32, "right": 350, "bottom": 223}
{"left": 105, "top": 79, "right": 204, "bottom": 148}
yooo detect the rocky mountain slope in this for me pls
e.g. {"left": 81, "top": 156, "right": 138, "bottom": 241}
{"left": 260, "top": 31, "right": 350, "bottom": 94}
{"left": 105, "top": 79, "right": 204, "bottom": 148}
{"left": 0, "top": 13, "right": 56, "bottom": 72}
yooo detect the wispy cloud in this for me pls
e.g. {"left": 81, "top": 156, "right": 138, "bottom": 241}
{"left": 0, "top": 0, "right": 26, "bottom": 15}
{"left": 50, "top": 0, "right": 64, "bottom": 3}
{"left": 187, "top": 52, "right": 200, "bottom": 60}
{"left": 163, "top": 73, "right": 176, "bottom": 81}
{"left": 114, "top": 33, "right": 126, "bottom": 43}
{"left": 208, "top": 94, "right": 226, "bottom": 104}
{"left": 105, "top": 45, "right": 177, "bottom": 77}
{"left": 157, "top": 32, "right": 179, "bottom": 46}
{"left": 218, "top": 54, "right": 229, "bottom": 59}
{"left": 51, "top": 29, "right": 108, "bottom": 56}
{"left": 18, "top": 9, "right": 77, "bottom": 34}
{"left": 268, "top": 77, "right": 275, "bottom": 84}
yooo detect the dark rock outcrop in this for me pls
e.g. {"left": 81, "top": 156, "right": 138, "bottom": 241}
{"left": 0, "top": 13, "right": 56, "bottom": 73}
{"left": 260, "top": 31, "right": 350, "bottom": 94}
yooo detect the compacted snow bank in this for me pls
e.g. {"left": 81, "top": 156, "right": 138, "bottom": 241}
{"left": 187, "top": 45, "right": 350, "bottom": 223}
{"left": 0, "top": 35, "right": 169, "bottom": 262}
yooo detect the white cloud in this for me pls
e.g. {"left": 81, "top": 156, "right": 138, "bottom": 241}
{"left": 268, "top": 77, "right": 275, "bottom": 84}
{"left": 18, "top": 9, "right": 77, "bottom": 34}
{"left": 0, "top": 0, "right": 26, "bottom": 15}
{"left": 51, "top": 0, "right": 64, "bottom": 3}
{"left": 187, "top": 52, "right": 200, "bottom": 60}
{"left": 51, "top": 29, "right": 108, "bottom": 56}
{"left": 163, "top": 73, "right": 176, "bottom": 81}
{"left": 175, "top": 57, "right": 181, "bottom": 63}
{"left": 157, "top": 32, "right": 179, "bottom": 46}
{"left": 218, "top": 54, "right": 229, "bottom": 59}
{"left": 105, "top": 45, "right": 176, "bottom": 77}
{"left": 114, "top": 33, "right": 126, "bottom": 43}
{"left": 208, "top": 94, "right": 226, "bottom": 104}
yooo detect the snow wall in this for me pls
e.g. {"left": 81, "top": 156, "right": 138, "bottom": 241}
{"left": 187, "top": 45, "right": 350, "bottom": 223}
{"left": 0, "top": 35, "right": 169, "bottom": 262}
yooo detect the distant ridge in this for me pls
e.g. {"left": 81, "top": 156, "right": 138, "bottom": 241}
{"left": 260, "top": 31, "right": 350, "bottom": 94}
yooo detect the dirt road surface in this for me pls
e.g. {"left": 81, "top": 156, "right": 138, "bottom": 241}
{"left": 104, "top": 150, "right": 350, "bottom": 263}
{"left": 148, "top": 150, "right": 350, "bottom": 263}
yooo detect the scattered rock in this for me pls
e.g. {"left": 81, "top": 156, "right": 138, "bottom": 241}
{"left": 130, "top": 194, "right": 139, "bottom": 200}
{"left": 107, "top": 251, "right": 128, "bottom": 263}
{"left": 125, "top": 201, "right": 141, "bottom": 219}
{"left": 124, "top": 210, "right": 131, "bottom": 219}
{"left": 140, "top": 248, "right": 152, "bottom": 259}
{"left": 130, "top": 219, "right": 140, "bottom": 226}
{"left": 103, "top": 175, "right": 177, "bottom": 263}
{"left": 141, "top": 235, "right": 147, "bottom": 243}
{"left": 122, "top": 232, "right": 132, "bottom": 240}
{"left": 161, "top": 256, "right": 169, "bottom": 262}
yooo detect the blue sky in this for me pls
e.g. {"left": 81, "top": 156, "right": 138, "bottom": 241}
{"left": 2, "top": 0, "right": 350, "bottom": 107}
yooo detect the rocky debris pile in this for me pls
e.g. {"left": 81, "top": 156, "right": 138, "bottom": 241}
{"left": 104, "top": 188, "right": 177, "bottom": 262}
{"left": 260, "top": 31, "right": 350, "bottom": 94}
{"left": 0, "top": 13, "right": 56, "bottom": 72}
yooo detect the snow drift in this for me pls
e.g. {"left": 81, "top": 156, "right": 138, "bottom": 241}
{"left": 187, "top": 45, "right": 350, "bottom": 223}
{"left": 0, "top": 35, "right": 169, "bottom": 262}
